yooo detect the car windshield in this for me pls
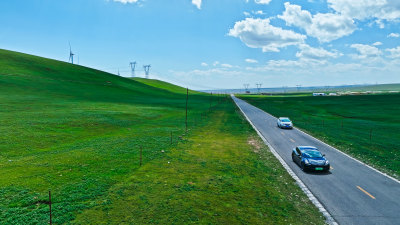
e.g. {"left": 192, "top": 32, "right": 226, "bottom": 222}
{"left": 303, "top": 150, "right": 323, "bottom": 158}
{"left": 281, "top": 119, "right": 291, "bottom": 122}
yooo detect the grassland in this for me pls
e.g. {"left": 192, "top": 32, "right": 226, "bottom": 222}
{"left": 240, "top": 94, "right": 400, "bottom": 179}
{"left": 0, "top": 49, "right": 325, "bottom": 224}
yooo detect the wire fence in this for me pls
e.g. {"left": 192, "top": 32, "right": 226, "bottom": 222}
{"left": 36, "top": 93, "right": 231, "bottom": 224}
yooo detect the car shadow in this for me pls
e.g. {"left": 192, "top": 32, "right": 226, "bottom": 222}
{"left": 304, "top": 170, "right": 332, "bottom": 176}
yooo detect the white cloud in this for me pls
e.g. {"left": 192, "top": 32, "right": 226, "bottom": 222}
{"left": 278, "top": 3, "right": 312, "bottom": 28}
{"left": 351, "top": 44, "right": 382, "bottom": 59}
{"left": 278, "top": 2, "right": 356, "bottom": 42}
{"left": 221, "top": 63, "right": 233, "bottom": 68}
{"left": 327, "top": 0, "right": 400, "bottom": 22}
{"left": 255, "top": 0, "right": 271, "bottom": 5}
{"left": 373, "top": 42, "right": 383, "bottom": 46}
{"left": 246, "top": 58, "right": 328, "bottom": 74}
{"left": 201, "top": 62, "right": 208, "bottom": 67}
{"left": 308, "top": 13, "right": 356, "bottom": 43}
{"left": 245, "top": 58, "right": 259, "bottom": 63}
{"left": 388, "top": 33, "right": 400, "bottom": 38}
{"left": 228, "top": 18, "right": 306, "bottom": 52}
{"left": 113, "top": 0, "right": 139, "bottom": 3}
{"left": 243, "top": 11, "right": 251, "bottom": 16}
{"left": 192, "top": 0, "right": 202, "bottom": 9}
{"left": 386, "top": 46, "right": 400, "bottom": 58}
{"left": 213, "top": 61, "right": 220, "bottom": 66}
{"left": 296, "top": 44, "right": 341, "bottom": 60}
{"left": 253, "top": 10, "right": 265, "bottom": 15}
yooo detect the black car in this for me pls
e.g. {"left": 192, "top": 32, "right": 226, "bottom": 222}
{"left": 292, "top": 146, "right": 330, "bottom": 172}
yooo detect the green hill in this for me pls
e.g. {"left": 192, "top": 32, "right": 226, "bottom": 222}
{"left": 132, "top": 77, "right": 202, "bottom": 94}
{"left": 0, "top": 49, "right": 324, "bottom": 224}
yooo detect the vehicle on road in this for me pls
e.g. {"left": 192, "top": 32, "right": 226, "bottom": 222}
{"left": 292, "top": 146, "right": 330, "bottom": 172}
{"left": 277, "top": 117, "right": 293, "bottom": 129}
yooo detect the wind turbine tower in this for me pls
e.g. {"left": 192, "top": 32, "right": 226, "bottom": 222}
{"left": 143, "top": 65, "right": 151, "bottom": 79}
{"left": 130, "top": 62, "right": 137, "bottom": 77}
{"left": 69, "top": 43, "right": 74, "bottom": 64}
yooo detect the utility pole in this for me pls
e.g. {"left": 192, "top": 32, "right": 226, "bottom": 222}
{"left": 185, "top": 88, "right": 188, "bottom": 133}
{"left": 130, "top": 62, "right": 137, "bottom": 77}
{"left": 209, "top": 92, "right": 212, "bottom": 110}
{"left": 143, "top": 65, "right": 151, "bottom": 79}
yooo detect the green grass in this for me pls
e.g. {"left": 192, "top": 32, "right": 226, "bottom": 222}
{"left": 72, "top": 100, "right": 324, "bottom": 224}
{"left": 343, "top": 83, "right": 400, "bottom": 92}
{"left": 132, "top": 77, "right": 201, "bottom": 94}
{"left": 239, "top": 94, "right": 400, "bottom": 179}
{"left": 0, "top": 49, "right": 324, "bottom": 224}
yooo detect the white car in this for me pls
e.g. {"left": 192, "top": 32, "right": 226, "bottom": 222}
{"left": 277, "top": 117, "right": 293, "bottom": 129}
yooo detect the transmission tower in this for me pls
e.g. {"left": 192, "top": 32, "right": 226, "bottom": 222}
{"left": 130, "top": 62, "right": 137, "bottom": 77}
{"left": 143, "top": 65, "right": 151, "bottom": 79}
{"left": 68, "top": 42, "right": 74, "bottom": 64}
{"left": 256, "top": 83, "right": 262, "bottom": 94}
{"left": 243, "top": 84, "right": 250, "bottom": 93}
{"left": 296, "top": 84, "right": 302, "bottom": 92}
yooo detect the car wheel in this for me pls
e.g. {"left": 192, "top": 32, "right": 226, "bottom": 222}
{"left": 291, "top": 153, "right": 296, "bottom": 162}
{"left": 300, "top": 163, "right": 306, "bottom": 171}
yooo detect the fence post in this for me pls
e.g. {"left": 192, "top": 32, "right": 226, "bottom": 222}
{"left": 49, "top": 190, "right": 52, "bottom": 225}
{"left": 140, "top": 146, "right": 143, "bottom": 167}
{"left": 370, "top": 129, "right": 372, "bottom": 142}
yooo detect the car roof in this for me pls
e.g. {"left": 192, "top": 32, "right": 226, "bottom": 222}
{"left": 297, "top": 146, "right": 318, "bottom": 151}
{"left": 279, "top": 117, "right": 290, "bottom": 120}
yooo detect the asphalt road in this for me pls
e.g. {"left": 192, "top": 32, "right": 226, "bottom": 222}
{"left": 232, "top": 96, "right": 400, "bottom": 225}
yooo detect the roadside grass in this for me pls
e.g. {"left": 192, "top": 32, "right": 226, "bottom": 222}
{"left": 0, "top": 49, "right": 324, "bottom": 224}
{"left": 239, "top": 94, "right": 400, "bottom": 179}
{"left": 72, "top": 99, "right": 325, "bottom": 225}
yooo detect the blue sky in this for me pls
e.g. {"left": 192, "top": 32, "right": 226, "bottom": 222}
{"left": 1, "top": 0, "right": 400, "bottom": 90}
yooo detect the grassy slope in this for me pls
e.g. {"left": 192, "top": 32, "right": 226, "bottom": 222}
{"left": 132, "top": 77, "right": 199, "bottom": 94}
{"left": 0, "top": 49, "right": 324, "bottom": 224}
{"left": 240, "top": 94, "right": 400, "bottom": 178}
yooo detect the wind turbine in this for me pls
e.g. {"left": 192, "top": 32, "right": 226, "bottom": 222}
{"left": 69, "top": 42, "right": 74, "bottom": 64}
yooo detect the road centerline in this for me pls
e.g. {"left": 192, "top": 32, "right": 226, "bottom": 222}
{"left": 357, "top": 186, "right": 376, "bottom": 199}
{"left": 232, "top": 95, "right": 400, "bottom": 225}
